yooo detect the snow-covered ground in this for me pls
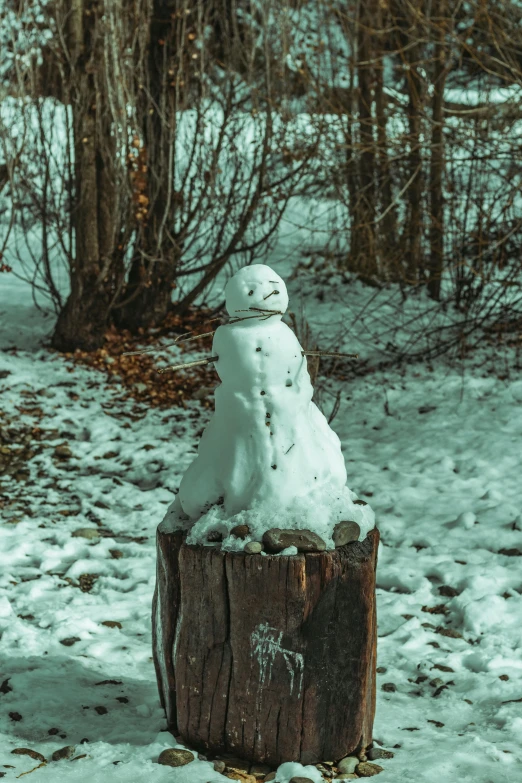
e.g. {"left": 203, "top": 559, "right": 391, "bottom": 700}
{"left": 1, "top": 261, "right": 521, "bottom": 783}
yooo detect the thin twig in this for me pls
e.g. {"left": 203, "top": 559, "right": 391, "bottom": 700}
{"left": 302, "top": 350, "right": 359, "bottom": 359}
{"left": 284, "top": 443, "right": 295, "bottom": 454}
{"left": 157, "top": 356, "right": 219, "bottom": 374}
{"left": 16, "top": 763, "right": 47, "bottom": 779}
{"left": 122, "top": 330, "right": 216, "bottom": 356}
{"left": 263, "top": 289, "right": 279, "bottom": 300}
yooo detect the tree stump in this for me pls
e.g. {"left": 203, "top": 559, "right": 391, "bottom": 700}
{"left": 153, "top": 524, "right": 379, "bottom": 767}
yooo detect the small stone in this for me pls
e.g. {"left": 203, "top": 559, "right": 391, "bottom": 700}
{"left": 109, "top": 549, "right": 124, "bottom": 559}
{"left": 381, "top": 682, "right": 396, "bottom": 692}
{"left": 289, "top": 778, "right": 316, "bottom": 783}
{"left": 72, "top": 528, "right": 100, "bottom": 540}
{"left": 263, "top": 528, "right": 326, "bottom": 553}
{"left": 353, "top": 499, "right": 368, "bottom": 506}
{"left": 333, "top": 520, "right": 360, "bottom": 547}
{"left": 245, "top": 542, "right": 263, "bottom": 554}
{"left": 94, "top": 705, "right": 108, "bottom": 715}
{"left": 157, "top": 748, "right": 195, "bottom": 767}
{"left": 356, "top": 761, "right": 384, "bottom": 777}
{"left": 337, "top": 756, "right": 359, "bottom": 774}
{"left": 214, "top": 760, "right": 226, "bottom": 773}
{"left": 55, "top": 444, "right": 72, "bottom": 459}
{"left": 376, "top": 666, "right": 387, "bottom": 674}
{"left": 51, "top": 746, "right": 76, "bottom": 761}
{"left": 207, "top": 530, "right": 223, "bottom": 543}
{"left": 367, "top": 747, "right": 394, "bottom": 761}
{"left": 231, "top": 524, "right": 250, "bottom": 539}
{"left": 101, "top": 620, "right": 122, "bottom": 629}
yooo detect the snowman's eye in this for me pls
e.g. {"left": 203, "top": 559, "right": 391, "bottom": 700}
{"left": 248, "top": 290, "right": 254, "bottom": 296}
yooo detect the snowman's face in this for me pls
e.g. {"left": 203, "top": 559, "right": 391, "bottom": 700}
{"left": 225, "top": 265, "right": 289, "bottom": 317}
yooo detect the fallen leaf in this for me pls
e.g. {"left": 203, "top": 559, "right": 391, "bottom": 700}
{"left": 11, "top": 749, "right": 46, "bottom": 763}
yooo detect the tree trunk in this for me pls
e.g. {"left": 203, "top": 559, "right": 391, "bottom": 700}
{"left": 116, "top": 0, "right": 179, "bottom": 332}
{"left": 374, "top": 3, "right": 398, "bottom": 276}
{"left": 428, "top": 0, "right": 447, "bottom": 300}
{"left": 350, "top": 0, "right": 377, "bottom": 276}
{"left": 153, "top": 524, "right": 379, "bottom": 767}
{"left": 52, "top": 0, "right": 118, "bottom": 352}
{"left": 394, "top": 1, "right": 426, "bottom": 283}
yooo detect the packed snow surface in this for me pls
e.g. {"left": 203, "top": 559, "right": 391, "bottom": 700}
{"left": 173, "top": 264, "right": 375, "bottom": 549}
{"left": 0, "top": 263, "right": 521, "bottom": 783}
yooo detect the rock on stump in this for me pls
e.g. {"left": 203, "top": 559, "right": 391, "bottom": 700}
{"left": 152, "top": 524, "right": 379, "bottom": 767}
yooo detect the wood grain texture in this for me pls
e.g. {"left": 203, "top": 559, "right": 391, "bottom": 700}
{"left": 153, "top": 526, "right": 379, "bottom": 766}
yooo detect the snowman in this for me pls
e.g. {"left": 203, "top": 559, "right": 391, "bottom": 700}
{"left": 165, "top": 264, "right": 374, "bottom": 550}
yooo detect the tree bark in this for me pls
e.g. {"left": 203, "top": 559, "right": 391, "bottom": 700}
{"left": 153, "top": 524, "right": 379, "bottom": 767}
{"left": 428, "top": 0, "right": 448, "bottom": 300}
{"left": 51, "top": 0, "right": 119, "bottom": 352}
{"left": 116, "top": 0, "right": 180, "bottom": 332}
{"left": 350, "top": 0, "right": 377, "bottom": 276}
{"left": 394, "top": 1, "right": 426, "bottom": 283}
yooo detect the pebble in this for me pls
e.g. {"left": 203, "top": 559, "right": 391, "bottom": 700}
{"left": 333, "top": 521, "right": 360, "bottom": 547}
{"left": 337, "top": 756, "right": 358, "bottom": 774}
{"left": 381, "top": 682, "right": 396, "bottom": 692}
{"left": 51, "top": 746, "right": 76, "bottom": 762}
{"left": 157, "top": 748, "right": 195, "bottom": 767}
{"left": 245, "top": 541, "right": 263, "bottom": 554}
{"left": 214, "top": 759, "right": 226, "bottom": 773}
{"left": 355, "top": 761, "right": 384, "bottom": 777}
{"left": 72, "top": 528, "right": 100, "bottom": 540}
{"left": 263, "top": 528, "right": 326, "bottom": 553}
{"left": 367, "top": 747, "right": 394, "bottom": 761}
{"left": 231, "top": 524, "right": 250, "bottom": 539}
{"left": 289, "top": 778, "right": 316, "bottom": 783}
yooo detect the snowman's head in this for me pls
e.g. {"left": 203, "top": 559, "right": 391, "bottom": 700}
{"left": 225, "top": 264, "right": 289, "bottom": 319}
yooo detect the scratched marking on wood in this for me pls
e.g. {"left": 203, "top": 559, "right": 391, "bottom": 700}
{"left": 250, "top": 621, "right": 304, "bottom": 697}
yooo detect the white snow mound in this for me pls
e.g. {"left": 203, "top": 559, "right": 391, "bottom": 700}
{"left": 164, "top": 264, "right": 375, "bottom": 551}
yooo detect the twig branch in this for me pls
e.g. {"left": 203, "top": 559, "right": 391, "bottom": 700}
{"left": 157, "top": 356, "right": 219, "bottom": 374}
{"left": 302, "top": 350, "right": 359, "bottom": 359}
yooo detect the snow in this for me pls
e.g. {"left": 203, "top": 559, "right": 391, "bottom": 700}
{"left": 172, "top": 264, "right": 375, "bottom": 550}
{"left": 0, "top": 261, "right": 521, "bottom": 782}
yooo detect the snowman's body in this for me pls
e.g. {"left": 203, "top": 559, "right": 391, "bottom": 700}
{"left": 168, "top": 264, "right": 375, "bottom": 549}
{"left": 179, "top": 316, "right": 347, "bottom": 519}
